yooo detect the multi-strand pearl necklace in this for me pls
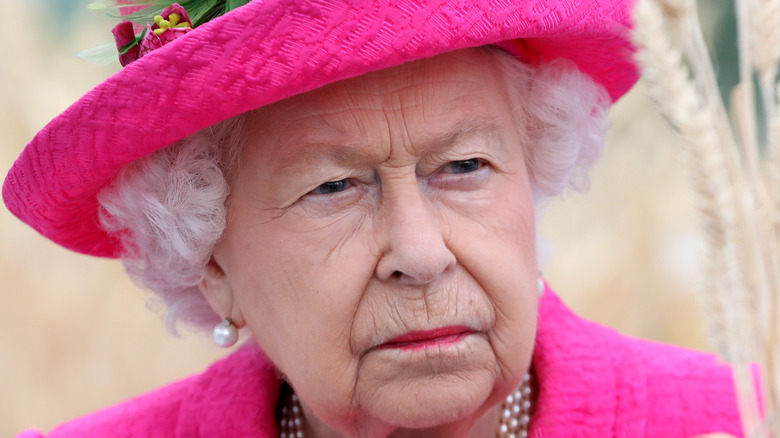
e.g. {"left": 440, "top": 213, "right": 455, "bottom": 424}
{"left": 278, "top": 372, "right": 533, "bottom": 438}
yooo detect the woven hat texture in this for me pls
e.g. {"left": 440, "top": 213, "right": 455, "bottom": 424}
{"left": 3, "top": 0, "right": 638, "bottom": 257}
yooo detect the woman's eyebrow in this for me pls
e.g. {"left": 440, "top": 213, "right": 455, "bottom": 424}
{"left": 273, "top": 117, "right": 506, "bottom": 173}
{"left": 273, "top": 142, "right": 379, "bottom": 175}
{"left": 421, "top": 117, "right": 506, "bottom": 153}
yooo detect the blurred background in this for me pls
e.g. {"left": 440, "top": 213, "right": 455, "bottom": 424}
{"left": 0, "top": 1, "right": 738, "bottom": 436}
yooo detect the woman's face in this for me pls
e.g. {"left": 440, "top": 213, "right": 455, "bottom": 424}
{"left": 205, "top": 48, "right": 538, "bottom": 436}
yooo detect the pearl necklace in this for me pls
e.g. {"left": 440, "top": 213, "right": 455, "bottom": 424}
{"left": 278, "top": 372, "right": 533, "bottom": 438}
{"left": 496, "top": 372, "right": 533, "bottom": 438}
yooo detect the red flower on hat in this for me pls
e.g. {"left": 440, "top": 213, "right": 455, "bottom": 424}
{"left": 112, "top": 21, "right": 141, "bottom": 66}
{"left": 112, "top": 3, "right": 193, "bottom": 67}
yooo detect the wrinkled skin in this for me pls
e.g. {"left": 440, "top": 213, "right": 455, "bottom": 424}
{"left": 199, "top": 48, "right": 539, "bottom": 438}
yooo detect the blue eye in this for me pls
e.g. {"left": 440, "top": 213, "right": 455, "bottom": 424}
{"left": 446, "top": 158, "right": 482, "bottom": 174}
{"left": 313, "top": 179, "right": 350, "bottom": 195}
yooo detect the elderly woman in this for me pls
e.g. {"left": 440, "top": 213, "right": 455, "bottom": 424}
{"left": 5, "top": 0, "right": 749, "bottom": 437}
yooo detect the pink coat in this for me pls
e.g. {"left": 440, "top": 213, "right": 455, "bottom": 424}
{"left": 18, "top": 289, "right": 749, "bottom": 437}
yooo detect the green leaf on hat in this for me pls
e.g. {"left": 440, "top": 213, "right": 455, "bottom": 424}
{"left": 119, "top": 28, "right": 148, "bottom": 54}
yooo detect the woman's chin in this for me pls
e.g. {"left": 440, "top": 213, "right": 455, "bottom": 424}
{"left": 371, "top": 376, "right": 492, "bottom": 429}
{"left": 365, "top": 373, "right": 494, "bottom": 429}
{"left": 353, "top": 333, "right": 503, "bottom": 428}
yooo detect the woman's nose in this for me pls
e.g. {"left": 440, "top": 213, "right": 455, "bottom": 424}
{"left": 374, "top": 178, "right": 456, "bottom": 285}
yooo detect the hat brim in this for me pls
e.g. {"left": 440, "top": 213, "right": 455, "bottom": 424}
{"left": 3, "top": 0, "right": 638, "bottom": 257}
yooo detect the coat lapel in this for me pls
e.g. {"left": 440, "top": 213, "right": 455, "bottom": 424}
{"left": 531, "top": 287, "right": 648, "bottom": 437}
{"left": 176, "top": 342, "right": 282, "bottom": 438}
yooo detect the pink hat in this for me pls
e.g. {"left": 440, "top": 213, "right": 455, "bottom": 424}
{"left": 3, "top": 0, "right": 638, "bottom": 257}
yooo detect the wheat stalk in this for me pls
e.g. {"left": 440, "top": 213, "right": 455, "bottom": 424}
{"left": 633, "top": 0, "right": 779, "bottom": 435}
{"left": 634, "top": 0, "right": 749, "bottom": 360}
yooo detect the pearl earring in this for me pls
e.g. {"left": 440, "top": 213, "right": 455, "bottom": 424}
{"left": 213, "top": 318, "right": 238, "bottom": 347}
{"left": 538, "top": 274, "right": 545, "bottom": 296}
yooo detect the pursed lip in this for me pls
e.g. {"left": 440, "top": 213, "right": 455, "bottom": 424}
{"left": 376, "top": 325, "right": 474, "bottom": 351}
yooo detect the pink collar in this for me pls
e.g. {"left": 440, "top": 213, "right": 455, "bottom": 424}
{"left": 532, "top": 287, "right": 647, "bottom": 435}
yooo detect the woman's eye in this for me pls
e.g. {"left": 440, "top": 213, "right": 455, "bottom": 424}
{"left": 444, "top": 158, "right": 483, "bottom": 174}
{"left": 312, "top": 179, "right": 351, "bottom": 195}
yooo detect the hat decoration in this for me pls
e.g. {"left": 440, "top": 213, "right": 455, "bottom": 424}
{"left": 112, "top": 4, "right": 192, "bottom": 66}
{"left": 94, "top": 0, "right": 250, "bottom": 66}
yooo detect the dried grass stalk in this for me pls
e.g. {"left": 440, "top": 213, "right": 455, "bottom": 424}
{"left": 633, "top": 0, "right": 780, "bottom": 434}
{"left": 633, "top": 0, "right": 751, "bottom": 362}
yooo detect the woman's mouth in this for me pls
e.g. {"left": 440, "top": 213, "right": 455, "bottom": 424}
{"left": 377, "top": 326, "right": 474, "bottom": 351}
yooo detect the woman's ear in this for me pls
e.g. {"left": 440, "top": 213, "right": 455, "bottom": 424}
{"left": 198, "top": 257, "right": 245, "bottom": 327}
